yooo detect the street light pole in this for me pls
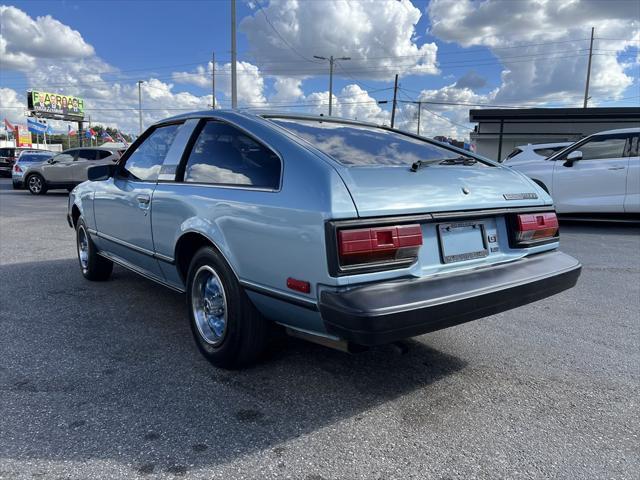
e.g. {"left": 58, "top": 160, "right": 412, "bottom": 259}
{"left": 137, "top": 80, "right": 144, "bottom": 134}
{"left": 314, "top": 55, "right": 351, "bottom": 116}
{"left": 231, "top": 0, "right": 238, "bottom": 108}
{"left": 212, "top": 51, "right": 216, "bottom": 109}
{"left": 583, "top": 26, "right": 595, "bottom": 108}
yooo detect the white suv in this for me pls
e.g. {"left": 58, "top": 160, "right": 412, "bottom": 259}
{"left": 510, "top": 128, "right": 639, "bottom": 215}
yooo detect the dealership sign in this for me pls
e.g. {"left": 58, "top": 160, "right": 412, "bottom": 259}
{"left": 27, "top": 90, "right": 85, "bottom": 120}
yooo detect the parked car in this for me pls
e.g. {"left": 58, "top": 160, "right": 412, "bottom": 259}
{"left": 23, "top": 147, "right": 122, "bottom": 195}
{"left": 67, "top": 111, "right": 581, "bottom": 368}
{"left": 12, "top": 150, "right": 56, "bottom": 189}
{"left": 509, "top": 128, "right": 640, "bottom": 214}
{"left": 502, "top": 142, "right": 573, "bottom": 163}
{"left": 0, "top": 146, "right": 46, "bottom": 177}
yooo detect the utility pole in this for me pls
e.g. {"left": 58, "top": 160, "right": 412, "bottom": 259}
{"left": 137, "top": 80, "right": 144, "bottom": 134}
{"left": 314, "top": 55, "right": 351, "bottom": 116}
{"left": 391, "top": 74, "right": 399, "bottom": 128}
{"left": 583, "top": 27, "right": 595, "bottom": 108}
{"left": 416, "top": 101, "right": 422, "bottom": 136}
{"left": 231, "top": 0, "right": 238, "bottom": 108}
{"left": 211, "top": 51, "right": 216, "bottom": 109}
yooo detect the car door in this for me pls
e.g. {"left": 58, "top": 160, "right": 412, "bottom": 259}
{"left": 41, "top": 150, "right": 77, "bottom": 184}
{"left": 625, "top": 134, "right": 640, "bottom": 213}
{"left": 551, "top": 133, "right": 630, "bottom": 213}
{"left": 92, "top": 123, "right": 183, "bottom": 278}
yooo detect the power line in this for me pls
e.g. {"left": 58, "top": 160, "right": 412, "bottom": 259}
{"left": 254, "top": 0, "right": 321, "bottom": 64}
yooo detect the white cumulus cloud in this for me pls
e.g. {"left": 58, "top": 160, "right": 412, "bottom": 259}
{"left": 240, "top": 0, "right": 438, "bottom": 81}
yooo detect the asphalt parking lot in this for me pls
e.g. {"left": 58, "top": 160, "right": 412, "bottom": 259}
{"left": 0, "top": 178, "right": 638, "bottom": 480}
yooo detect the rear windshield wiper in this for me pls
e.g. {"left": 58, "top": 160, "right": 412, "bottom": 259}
{"left": 410, "top": 156, "right": 477, "bottom": 172}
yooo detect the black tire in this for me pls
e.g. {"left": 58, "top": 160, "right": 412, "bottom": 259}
{"left": 186, "top": 246, "right": 269, "bottom": 369}
{"left": 76, "top": 218, "right": 113, "bottom": 281}
{"left": 26, "top": 173, "right": 47, "bottom": 195}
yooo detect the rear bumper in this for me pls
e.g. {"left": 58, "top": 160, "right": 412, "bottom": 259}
{"left": 319, "top": 251, "right": 581, "bottom": 346}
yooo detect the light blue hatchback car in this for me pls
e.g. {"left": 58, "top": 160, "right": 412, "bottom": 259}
{"left": 68, "top": 110, "right": 581, "bottom": 368}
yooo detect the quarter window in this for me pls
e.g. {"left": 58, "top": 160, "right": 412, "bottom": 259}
{"left": 121, "top": 124, "right": 181, "bottom": 181}
{"left": 182, "top": 121, "right": 281, "bottom": 189}
{"left": 574, "top": 135, "right": 627, "bottom": 161}
{"left": 77, "top": 149, "right": 97, "bottom": 161}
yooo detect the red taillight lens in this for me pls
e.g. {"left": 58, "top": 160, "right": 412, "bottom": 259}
{"left": 13, "top": 164, "right": 22, "bottom": 173}
{"left": 515, "top": 212, "right": 559, "bottom": 243}
{"left": 338, "top": 224, "right": 422, "bottom": 268}
{"left": 286, "top": 277, "right": 310, "bottom": 294}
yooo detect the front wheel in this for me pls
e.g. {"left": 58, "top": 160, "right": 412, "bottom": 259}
{"left": 26, "top": 174, "right": 47, "bottom": 195}
{"left": 76, "top": 218, "right": 113, "bottom": 281}
{"left": 187, "top": 246, "right": 269, "bottom": 369}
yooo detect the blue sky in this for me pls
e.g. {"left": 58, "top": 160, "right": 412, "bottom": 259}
{"left": 1, "top": 0, "right": 638, "bottom": 137}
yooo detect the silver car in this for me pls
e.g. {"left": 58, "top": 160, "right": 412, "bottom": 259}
{"left": 11, "top": 150, "right": 56, "bottom": 189}
{"left": 24, "top": 147, "right": 122, "bottom": 195}
{"left": 68, "top": 110, "right": 581, "bottom": 369}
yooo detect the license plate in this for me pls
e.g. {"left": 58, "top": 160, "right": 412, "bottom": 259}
{"left": 438, "top": 221, "right": 489, "bottom": 264}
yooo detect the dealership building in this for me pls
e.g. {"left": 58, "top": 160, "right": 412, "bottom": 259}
{"left": 469, "top": 107, "right": 640, "bottom": 161}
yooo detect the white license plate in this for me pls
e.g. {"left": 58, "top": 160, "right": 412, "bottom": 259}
{"left": 438, "top": 221, "right": 489, "bottom": 264}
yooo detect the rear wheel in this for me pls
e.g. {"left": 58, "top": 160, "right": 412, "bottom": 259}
{"left": 187, "top": 246, "right": 269, "bottom": 369}
{"left": 76, "top": 218, "right": 113, "bottom": 281}
{"left": 26, "top": 174, "right": 47, "bottom": 195}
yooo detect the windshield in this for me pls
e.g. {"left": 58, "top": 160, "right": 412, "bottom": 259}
{"left": 271, "top": 118, "right": 484, "bottom": 167}
{"left": 19, "top": 154, "right": 52, "bottom": 163}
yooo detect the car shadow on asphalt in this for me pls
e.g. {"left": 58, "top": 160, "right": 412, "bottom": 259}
{"left": 0, "top": 258, "right": 467, "bottom": 476}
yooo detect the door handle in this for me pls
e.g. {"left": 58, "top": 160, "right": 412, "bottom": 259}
{"left": 136, "top": 194, "right": 151, "bottom": 207}
{"left": 607, "top": 166, "right": 625, "bottom": 171}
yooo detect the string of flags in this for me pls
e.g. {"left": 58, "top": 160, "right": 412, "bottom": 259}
{"left": 4, "top": 117, "right": 133, "bottom": 146}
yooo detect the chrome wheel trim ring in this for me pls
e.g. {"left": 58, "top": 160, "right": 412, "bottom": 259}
{"left": 77, "top": 225, "right": 89, "bottom": 271}
{"left": 191, "top": 265, "right": 228, "bottom": 346}
{"left": 28, "top": 176, "right": 41, "bottom": 193}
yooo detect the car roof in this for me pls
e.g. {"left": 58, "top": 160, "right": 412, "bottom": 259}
{"left": 157, "top": 109, "right": 386, "bottom": 129}
{"left": 517, "top": 142, "right": 573, "bottom": 149}
{"left": 63, "top": 146, "right": 119, "bottom": 152}
{"left": 591, "top": 127, "right": 640, "bottom": 135}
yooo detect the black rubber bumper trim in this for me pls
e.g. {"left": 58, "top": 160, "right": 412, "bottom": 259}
{"left": 318, "top": 251, "right": 581, "bottom": 346}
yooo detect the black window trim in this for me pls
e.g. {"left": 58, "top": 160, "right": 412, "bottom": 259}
{"left": 115, "top": 120, "right": 185, "bottom": 182}
{"left": 169, "top": 117, "right": 284, "bottom": 192}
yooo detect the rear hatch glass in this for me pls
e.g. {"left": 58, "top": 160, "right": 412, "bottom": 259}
{"left": 271, "top": 118, "right": 486, "bottom": 167}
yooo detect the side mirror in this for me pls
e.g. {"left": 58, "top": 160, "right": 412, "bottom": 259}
{"left": 48, "top": 158, "right": 57, "bottom": 164}
{"left": 88, "top": 163, "right": 116, "bottom": 181}
{"left": 564, "top": 150, "right": 582, "bottom": 167}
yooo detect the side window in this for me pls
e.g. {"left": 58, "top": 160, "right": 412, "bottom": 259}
{"left": 182, "top": 121, "right": 281, "bottom": 189}
{"left": 54, "top": 152, "right": 75, "bottom": 163}
{"left": 534, "top": 147, "right": 565, "bottom": 157}
{"left": 624, "top": 135, "right": 639, "bottom": 157}
{"left": 96, "top": 150, "right": 112, "bottom": 160}
{"left": 77, "top": 149, "right": 97, "bottom": 161}
{"left": 121, "top": 124, "right": 181, "bottom": 181}
{"left": 575, "top": 135, "right": 627, "bottom": 161}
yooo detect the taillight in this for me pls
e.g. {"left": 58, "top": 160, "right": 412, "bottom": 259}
{"left": 13, "top": 164, "right": 22, "bottom": 173}
{"left": 514, "top": 212, "right": 559, "bottom": 244}
{"left": 338, "top": 224, "right": 422, "bottom": 268}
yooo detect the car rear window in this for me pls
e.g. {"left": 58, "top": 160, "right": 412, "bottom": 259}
{"left": 271, "top": 118, "right": 482, "bottom": 167}
{"left": 505, "top": 148, "right": 523, "bottom": 160}
{"left": 18, "top": 154, "right": 51, "bottom": 163}
{"left": 533, "top": 147, "right": 565, "bottom": 157}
